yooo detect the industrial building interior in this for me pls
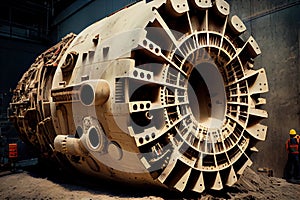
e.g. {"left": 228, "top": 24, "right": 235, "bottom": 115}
{"left": 0, "top": 0, "right": 300, "bottom": 198}
{"left": 0, "top": 0, "right": 138, "bottom": 161}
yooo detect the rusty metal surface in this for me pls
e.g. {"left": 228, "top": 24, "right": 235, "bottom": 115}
{"left": 9, "top": 0, "right": 268, "bottom": 193}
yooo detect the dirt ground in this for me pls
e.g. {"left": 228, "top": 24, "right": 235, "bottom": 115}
{"left": 0, "top": 164, "right": 300, "bottom": 200}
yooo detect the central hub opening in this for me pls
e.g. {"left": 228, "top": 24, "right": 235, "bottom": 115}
{"left": 188, "top": 62, "right": 227, "bottom": 129}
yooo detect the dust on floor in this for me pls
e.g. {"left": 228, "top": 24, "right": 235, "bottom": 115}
{"left": 0, "top": 166, "right": 300, "bottom": 200}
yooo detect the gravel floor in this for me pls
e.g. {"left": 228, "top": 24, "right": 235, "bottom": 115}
{"left": 0, "top": 164, "right": 300, "bottom": 200}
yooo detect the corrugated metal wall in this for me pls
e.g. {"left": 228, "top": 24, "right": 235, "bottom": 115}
{"left": 230, "top": 0, "right": 300, "bottom": 177}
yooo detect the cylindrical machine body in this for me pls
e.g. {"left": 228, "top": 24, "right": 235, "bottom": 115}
{"left": 9, "top": 0, "right": 268, "bottom": 193}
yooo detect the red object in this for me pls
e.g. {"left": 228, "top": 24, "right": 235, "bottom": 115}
{"left": 9, "top": 143, "right": 18, "bottom": 158}
{"left": 285, "top": 138, "right": 299, "bottom": 154}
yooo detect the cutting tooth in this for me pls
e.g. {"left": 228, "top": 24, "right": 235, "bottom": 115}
{"left": 211, "top": 172, "right": 223, "bottom": 190}
{"left": 226, "top": 167, "right": 238, "bottom": 186}
{"left": 191, "top": 172, "right": 205, "bottom": 193}
{"left": 174, "top": 168, "right": 192, "bottom": 192}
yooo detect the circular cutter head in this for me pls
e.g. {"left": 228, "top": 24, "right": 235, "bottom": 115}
{"left": 10, "top": 0, "right": 268, "bottom": 194}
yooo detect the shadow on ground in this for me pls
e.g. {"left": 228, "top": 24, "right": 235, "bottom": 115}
{"left": 23, "top": 161, "right": 209, "bottom": 199}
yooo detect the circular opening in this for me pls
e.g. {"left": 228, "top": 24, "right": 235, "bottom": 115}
{"left": 140, "top": 72, "right": 145, "bottom": 79}
{"left": 145, "top": 135, "right": 150, "bottom": 141}
{"left": 88, "top": 127, "right": 100, "bottom": 149}
{"left": 188, "top": 62, "right": 226, "bottom": 129}
{"left": 146, "top": 103, "right": 151, "bottom": 109}
{"left": 133, "top": 70, "right": 138, "bottom": 77}
{"left": 146, "top": 74, "right": 151, "bottom": 80}
{"left": 143, "top": 40, "right": 147, "bottom": 46}
{"left": 139, "top": 137, "right": 143, "bottom": 144}
{"left": 149, "top": 44, "right": 154, "bottom": 50}
{"left": 80, "top": 84, "right": 94, "bottom": 106}
{"left": 140, "top": 104, "right": 144, "bottom": 109}
{"left": 108, "top": 141, "right": 123, "bottom": 160}
{"left": 151, "top": 132, "right": 155, "bottom": 138}
{"left": 133, "top": 104, "right": 138, "bottom": 110}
